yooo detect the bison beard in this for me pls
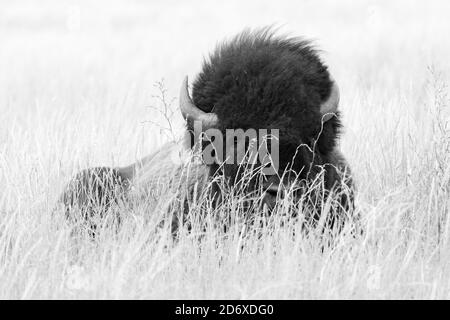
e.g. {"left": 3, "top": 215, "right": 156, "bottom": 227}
{"left": 58, "top": 27, "right": 355, "bottom": 236}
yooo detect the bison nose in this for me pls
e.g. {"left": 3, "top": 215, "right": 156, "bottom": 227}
{"left": 262, "top": 185, "right": 283, "bottom": 210}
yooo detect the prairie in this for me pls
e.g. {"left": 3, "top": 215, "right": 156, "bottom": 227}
{"left": 0, "top": 0, "right": 449, "bottom": 299}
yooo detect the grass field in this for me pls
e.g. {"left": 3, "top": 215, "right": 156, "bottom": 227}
{"left": 0, "top": 0, "right": 449, "bottom": 299}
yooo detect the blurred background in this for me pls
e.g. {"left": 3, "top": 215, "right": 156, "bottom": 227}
{"left": 2, "top": 1, "right": 449, "bottom": 86}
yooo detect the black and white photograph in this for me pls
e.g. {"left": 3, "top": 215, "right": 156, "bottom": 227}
{"left": 0, "top": 0, "right": 449, "bottom": 305}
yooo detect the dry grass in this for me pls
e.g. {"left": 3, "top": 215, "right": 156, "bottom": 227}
{"left": 0, "top": 0, "right": 449, "bottom": 299}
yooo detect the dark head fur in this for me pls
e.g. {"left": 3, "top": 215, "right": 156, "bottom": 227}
{"left": 191, "top": 28, "right": 342, "bottom": 180}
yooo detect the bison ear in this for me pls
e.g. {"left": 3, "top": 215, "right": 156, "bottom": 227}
{"left": 320, "top": 79, "right": 340, "bottom": 122}
{"left": 179, "top": 76, "right": 219, "bottom": 130}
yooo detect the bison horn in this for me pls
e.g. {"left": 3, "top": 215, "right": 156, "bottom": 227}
{"left": 320, "top": 78, "right": 340, "bottom": 122}
{"left": 180, "top": 76, "right": 218, "bottom": 129}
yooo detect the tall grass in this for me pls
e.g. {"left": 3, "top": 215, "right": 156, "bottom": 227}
{"left": 0, "top": 0, "right": 449, "bottom": 299}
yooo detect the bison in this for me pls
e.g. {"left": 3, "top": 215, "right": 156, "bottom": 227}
{"left": 59, "top": 28, "right": 354, "bottom": 235}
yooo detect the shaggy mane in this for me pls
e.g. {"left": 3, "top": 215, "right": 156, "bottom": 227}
{"left": 192, "top": 27, "right": 342, "bottom": 173}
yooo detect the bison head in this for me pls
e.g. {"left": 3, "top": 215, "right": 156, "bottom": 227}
{"left": 179, "top": 29, "right": 349, "bottom": 215}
